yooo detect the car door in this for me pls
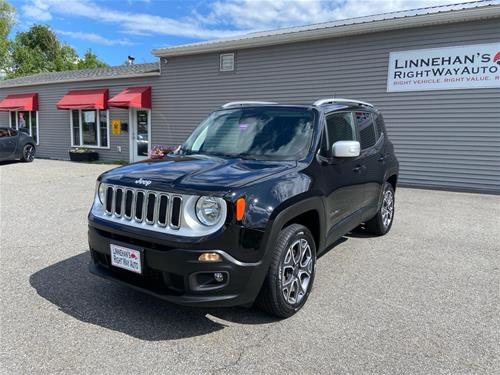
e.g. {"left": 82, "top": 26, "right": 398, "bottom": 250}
{"left": 354, "top": 111, "right": 385, "bottom": 216}
{"left": 320, "top": 111, "right": 365, "bottom": 237}
{"left": 0, "top": 128, "right": 17, "bottom": 160}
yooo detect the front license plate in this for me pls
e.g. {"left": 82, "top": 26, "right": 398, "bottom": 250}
{"left": 110, "top": 244, "right": 142, "bottom": 274}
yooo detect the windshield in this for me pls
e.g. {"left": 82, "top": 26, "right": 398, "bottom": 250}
{"left": 182, "top": 107, "right": 315, "bottom": 160}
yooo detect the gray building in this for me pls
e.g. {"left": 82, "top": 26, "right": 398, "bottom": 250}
{"left": 1, "top": 1, "right": 499, "bottom": 193}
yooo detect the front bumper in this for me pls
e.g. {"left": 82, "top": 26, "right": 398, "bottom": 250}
{"left": 88, "top": 220, "right": 268, "bottom": 307}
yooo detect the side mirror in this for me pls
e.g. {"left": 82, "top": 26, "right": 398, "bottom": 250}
{"left": 332, "top": 141, "right": 360, "bottom": 158}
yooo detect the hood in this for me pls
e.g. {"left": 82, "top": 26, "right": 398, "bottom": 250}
{"left": 101, "top": 154, "right": 297, "bottom": 194}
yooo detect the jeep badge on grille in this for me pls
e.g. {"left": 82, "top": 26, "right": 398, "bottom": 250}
{"left": 134, "top": 178, "right": 152, "bottom": 187}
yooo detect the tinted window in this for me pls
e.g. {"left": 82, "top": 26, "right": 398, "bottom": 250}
{"left": 9, "top": 129, "right": 18, "bottom": 136}
{"left": 326, "top": 112, "right": 356, "bottom": 146}
{"left": 355, "top": 112, "right": 377, "bottom": 149}
{"left": 375, "top": 113, "right": 385, "bottom": 137}
{"left": 184, "top": 108, "right": 315, "bottom": 160}
{"left": 0, "top": 128, "right": 9, "bottom": 138}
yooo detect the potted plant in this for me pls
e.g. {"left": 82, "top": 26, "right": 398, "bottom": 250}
{"left": 69, "top": 147, "right": 99, "bottom": 162}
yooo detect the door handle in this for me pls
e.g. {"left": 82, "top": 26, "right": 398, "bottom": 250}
{"left": 353, "top": 166, "right": 363, "bottom": 173}
{"left": 378, "top": 155, "right": 385, "bottom": 162}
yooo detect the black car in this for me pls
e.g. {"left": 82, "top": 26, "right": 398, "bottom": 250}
{"left": 0, "top": 127, "right": 36, "bottom": 162}
{"left": 88, "top": 99, "right": 399, "bottom": 318}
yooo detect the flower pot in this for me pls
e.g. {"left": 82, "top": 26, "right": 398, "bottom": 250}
{"left": 69, "top": 150, "right": 99, "bottom": 162}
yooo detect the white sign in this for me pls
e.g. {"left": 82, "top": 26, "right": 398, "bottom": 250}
{"left": 387, "top": 43, "right": 500, "bottom": 92}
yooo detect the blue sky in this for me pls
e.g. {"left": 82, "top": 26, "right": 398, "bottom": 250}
{"left": 10, "top": 0, "right": 462, "bottom": 66}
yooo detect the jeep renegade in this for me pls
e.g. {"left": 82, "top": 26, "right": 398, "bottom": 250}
{"left": 88, "top": 98, "right": 399, "bottom": 318}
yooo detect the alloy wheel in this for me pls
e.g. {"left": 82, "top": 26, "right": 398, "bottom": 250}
{"left": 281, "top": 238, "right": 313, "bottom": 305}
{"left": 24, "top": 145, "right": 35, "bottom": 161}
{"left": 381, "top": 189, "right": 394, "bottom": 228}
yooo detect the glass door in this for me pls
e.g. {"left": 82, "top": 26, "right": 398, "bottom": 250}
{"left": 131, "top": 109, "right": 150, "bottom": 162}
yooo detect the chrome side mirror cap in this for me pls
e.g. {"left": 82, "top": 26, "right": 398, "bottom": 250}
{"left": 332, "top": 141, "right": 360, "bottom": 158}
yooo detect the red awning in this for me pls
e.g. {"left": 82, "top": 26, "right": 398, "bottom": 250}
{"left": 0, "top": 93, "right": 38, "bottom": 111}
{"left": 108, "top": 86, "right": 151, "bottom": 109}
{"left": 57, "top": 89, "right": 108, "bottom": 110}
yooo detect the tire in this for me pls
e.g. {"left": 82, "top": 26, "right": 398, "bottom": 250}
{"left": 256, "top": 224, "right": 316, "bottom": 318}
{"left": 21, "top": 144, "right": 35, "bottom": 162}
{"left": 365, "top": 182, "right": 395, "bottom": 236}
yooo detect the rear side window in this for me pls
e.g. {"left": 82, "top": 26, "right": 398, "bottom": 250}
{"left": 325, "top": 112, "right": 356, "bottom": 146}
{"left": 8, "top": 129, "right": 18, "bottom": 136}
{"left": 0, "top": 128, "right": 9, "bottom": 138}
{"left": 355, "top": 112, "right": 377, "bottom": 149}
{"left": 374, "top": 113, "right": 385, "bottom": 137}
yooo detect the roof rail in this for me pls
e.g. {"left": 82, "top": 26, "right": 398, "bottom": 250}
{"left": 222, "top": 101, "right": 277, "bottom": 108}
{"left": 313, "top": 98, "right": 374, "bottom": 108}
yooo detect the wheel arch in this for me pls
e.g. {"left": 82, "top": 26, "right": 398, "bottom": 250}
{"left": 267, "top": 196, "right": 326, "bottom": 255}
{"left": 387, "top": 174, "right": 398, "bottom": 191}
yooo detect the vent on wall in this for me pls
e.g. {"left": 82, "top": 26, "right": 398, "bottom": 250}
{"left": 220, "top": 53, "right": 235, "bottom": 72}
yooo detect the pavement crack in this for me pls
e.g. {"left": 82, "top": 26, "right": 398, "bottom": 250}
{"left": 210, "top": 328, "right": 274, "bottom": 374}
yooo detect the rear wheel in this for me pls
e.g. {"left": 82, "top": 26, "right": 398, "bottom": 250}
{"left": 21, "top": 144, "right": 35, "bottom": 162}
{"left": 256, "top": 224, "right": 316, "bottom": 318}
{"left": 365, "top": 182, "right": 395, "bottom": 235}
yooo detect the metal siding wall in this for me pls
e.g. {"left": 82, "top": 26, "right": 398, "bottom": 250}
{"left": 152, "top": 19, "right": 500, "bottom": 193}
{"left": 0, "top": 76, "right": 159, "bottom": 162}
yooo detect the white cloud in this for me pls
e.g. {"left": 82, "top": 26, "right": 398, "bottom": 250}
{"left": 21, "top": 0, "right": 469, "bottom": 40}
{"left": 21, "top": 0, "right": 52, "bottom": 22}
{"left": 56, "top": 30, "right": 135, "bottom": 46}
{"left": 200, "top": 0, "right": 459, "bottom": 30}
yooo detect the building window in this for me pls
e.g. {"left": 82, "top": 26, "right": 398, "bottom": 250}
{"left": 70, "top": 109, "right": 109, "bottom": 148}
{"left": 220, "top": 53, "right": 235, "bottom": 72}
{"left": 9, "top": 110, "right": 39, "bottom": 144}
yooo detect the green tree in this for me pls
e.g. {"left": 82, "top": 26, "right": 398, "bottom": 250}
{"left": 77, "top": 49, "right": 107, "bottom": 70}
{"left": 0, "top": 0, "right": 15, "bottom": 72}
{"left": 7, "top": 25, "right": 108, "bottom": 78}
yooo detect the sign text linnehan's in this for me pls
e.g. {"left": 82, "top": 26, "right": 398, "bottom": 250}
{"left": 387, "top": 43, "right": 500, "bottom": 92}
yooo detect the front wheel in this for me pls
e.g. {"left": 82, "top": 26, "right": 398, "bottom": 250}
{"left": 21, "top": 144, "right": 35, "bottom": 162}
{"left": 256, "top": 224, "right": 316, "bottom": 318}
{"left": 365, "top": 182, "right": 395, "bottom": 235}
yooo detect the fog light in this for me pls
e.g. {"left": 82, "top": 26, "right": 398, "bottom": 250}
{"left": 214, "top": 272, "right": 224, "bottom": 283}
{"left": 198, "top": 252, "right": 222, "bottom": 262}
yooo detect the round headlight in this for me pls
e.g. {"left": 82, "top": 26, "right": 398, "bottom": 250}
{"left": 196, "top": 196, "right": 222, "bottom": 226}
{"left": 97, "top": 182, "right": 106, "bottom": 204}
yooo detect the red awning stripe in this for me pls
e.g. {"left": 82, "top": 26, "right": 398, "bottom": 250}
{"left": 57, "top": 89, "right": 108, "bottom": 110}
{"left": 108, "top": 86, "right": 151, "bottom": 109}
{"left": 0, "top": 93, "right": 38, "bottom": 111}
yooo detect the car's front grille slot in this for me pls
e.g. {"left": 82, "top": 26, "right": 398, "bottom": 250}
{"left": 170, "top": 196, "right": 182, "bottom": 229}
{"left": 114, "top": 188, "right": 123, "bottom": 216}
{"left": 146, "top": 193, "right": 156, "bottom": 224}
{"left": 158, "top": 195, "right": 168, "bottom": 226}
{"left": 105, "top": 187, "right": 114, "bottom": 213}
{"left": 103, "top": 185, "right": 182, "bottom": 230}
{"left": 135, "top": 192, "right": 145, "bottom": 221}
{"left": 124, "top": 190, "right": 133, "bottom": 218}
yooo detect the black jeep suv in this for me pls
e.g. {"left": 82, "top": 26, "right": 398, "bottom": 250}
{"left": 88, "top": 99, "right": 399, "bottom": 318}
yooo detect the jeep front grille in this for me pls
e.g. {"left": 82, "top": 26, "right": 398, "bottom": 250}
{"left": 103, "top": 184, "right": 183, "bottom": 229}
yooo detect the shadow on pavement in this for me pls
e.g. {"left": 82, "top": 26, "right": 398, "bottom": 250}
{"left": 344, "top": 225, "right": 375, "bottom": 239}
{"left": 0, "top": 160, "right": 21, "bottom": 166}
{"left": 29, "top": 252, "right": 277, "bottom": 341}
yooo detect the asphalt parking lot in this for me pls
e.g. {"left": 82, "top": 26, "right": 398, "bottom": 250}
{"left": 0, "top": 159, "right": 499, "bottom": 374}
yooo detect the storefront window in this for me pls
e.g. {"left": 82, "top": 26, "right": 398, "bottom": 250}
{"left": 72, "top": 110, "right": 80, "bottom": 146}
{"left": 99, "top": 110, "right": 108, "bottom": 147}
{"left": 71, "top": 109, "right": 109, "bottom": 148}
{"left": 9, "top": 110, "right": 39, "bottom": 144}
{"left": 81, "top": 110, "right": 97, "bottom": 146}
